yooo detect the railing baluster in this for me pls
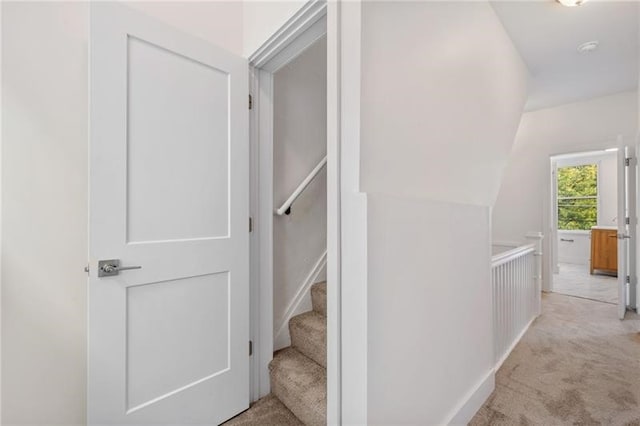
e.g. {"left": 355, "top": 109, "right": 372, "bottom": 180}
{"left": 491, "top": 243, "right": 540, "bottom": 368}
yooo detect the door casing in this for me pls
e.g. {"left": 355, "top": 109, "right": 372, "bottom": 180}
{"left": 246, "top": 3, "right": 342, "bottom": 425}
{"left": 546, "top": 142, "right": 638, "bottom": 314}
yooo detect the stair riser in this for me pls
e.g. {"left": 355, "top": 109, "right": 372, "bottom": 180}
{"left": 269, "top": 348, "right": 326, "bottom": 426}
{"left": 270, "top": 375, "right": 325, "bottom": 426}
{"left": 289, "top": 313, "right": 326, "bottom": 368}
{"left": 311, "top": 283, "right": 326, "bottom": 317}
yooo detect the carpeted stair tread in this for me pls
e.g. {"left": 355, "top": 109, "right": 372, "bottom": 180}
{"left": 269, "top": 347, "right": 326, "bottom": 426}
{"left": 289, "top": 311, "right": 326, "bottom": 368}
{"left": 311, "top": 281, "right": 326, "bottom": 317}
{"left": 222, "top": 393, "right": 303, "bottom": 426}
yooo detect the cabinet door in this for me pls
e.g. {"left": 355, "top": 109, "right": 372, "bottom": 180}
{"left": 592, "top": 230, "right": 605, "bottom": 269}
{"left": 605, "top": 230, "right": 618, "bottom": 271}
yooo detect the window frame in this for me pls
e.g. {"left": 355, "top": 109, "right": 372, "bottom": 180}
{"left": 555, "top": 160, "right": 601, "bottom": 234}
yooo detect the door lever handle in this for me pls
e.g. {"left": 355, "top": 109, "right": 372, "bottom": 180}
{"left": 98, "top": 259, "right": 142, "bottom": 277}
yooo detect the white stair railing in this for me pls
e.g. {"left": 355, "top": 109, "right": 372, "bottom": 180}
{"left": 275, "top": 156, "right": 327, "bottom": 216}
{"left": 492, "top": 233, "right": 542, "bottom": 369}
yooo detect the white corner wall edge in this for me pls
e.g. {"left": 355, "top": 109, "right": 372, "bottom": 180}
{"left": 0, "top": 2, "right": 3, "bottom": 421}
{"left": 445, "top": 369, "right": 496, "bottom": 426}
{"left": 273, "top": 250, "right": 327, "bottom": 350}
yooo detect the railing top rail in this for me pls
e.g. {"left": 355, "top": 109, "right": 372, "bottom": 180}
{"left": 491, "top": 243, "right": 536, "bottom": 268}
{"left": 275, "top": 156, "right": 327, "bottom": 216}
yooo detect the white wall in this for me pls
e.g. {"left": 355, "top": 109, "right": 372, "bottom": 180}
{"left": 2, "top": 4, "right": 88, "bottom": 423}
{"left": 332, "top": 2, "right": 369, "bottom": 422}
{"left": 360, "top": 2, "right": 527, "bottom": 206}
{"left": 0, "top": 2, "right": 4, "bottom": 421}
{"left": 367, "top": 196, "right": 494, "bottom": 424}
{"left": 124, "top": 1, "right": 243, "bottom": 54}
{"left": 1, "top": 3, "right": 243, "bottom": 424}
{"left": 359, "top": 2, "right": 527, "bottom": 423}
{"left": 492, "top": 91, "right": 638, "bottom": 289}
{"left": 273, "top": 37, "right": 327, "bottom": 350}
{"left": 243, "top": 0, "right": 307, "bottom": 56}
{"left": 555, "top": 152, "right": 617, "bottom": 266}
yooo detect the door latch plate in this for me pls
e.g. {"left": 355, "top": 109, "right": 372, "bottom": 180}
{"left": 98, "top": 259, "right": 120, "bottom": 277}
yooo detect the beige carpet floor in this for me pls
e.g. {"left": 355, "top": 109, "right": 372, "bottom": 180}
{"left": 223, "top": 394, "right": 302, "bottom": 426}
{"left": 471, "top": 292, "right": 640, "bottom": 425}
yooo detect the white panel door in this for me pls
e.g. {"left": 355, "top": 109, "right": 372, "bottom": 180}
{"left": 617, "top": 142, "right": 630, "bottom": 320}
{"left": 88, "top": 3, "right": 249, "bottom": 424}
{"left": 627, "top": 146, "right": 637, "bottom": 312}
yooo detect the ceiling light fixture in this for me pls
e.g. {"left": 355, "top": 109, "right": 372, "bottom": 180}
{"left": 577, "top": 40, "right": 599, "bottom": 53}
{"left": 556, "top": 0, "right": 588, "bottom": 6}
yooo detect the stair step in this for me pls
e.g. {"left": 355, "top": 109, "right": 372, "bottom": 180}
{"left": 311, "top": 281, "right": 326, "bottom": 317}
{"left": 222, "top": 394, "right": 303, "bottom": 426}
{"left": 289, "top": 311, "right": 326, "bottom": 368}
{"left": 269, "top": 348, "right": 326, "bottom": 426}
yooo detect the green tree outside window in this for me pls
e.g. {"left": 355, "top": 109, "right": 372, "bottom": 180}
{"left": 557, "top": 164, "right": 598, "bottom": 231}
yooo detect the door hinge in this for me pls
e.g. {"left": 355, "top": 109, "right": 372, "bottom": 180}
{"left": 249, "top": 94, "right": 253, "bottom": 110}
{"left": 249, "top": 217, "right": 253, "bottom": 233}
{"left": 249, "top": 340, "right": 253, "bottom": 356}
{"left": 626, "top": 157, "right": 632, "bottom": 166}
{"left": 626, "top": 217, "right": 630, "bottom": 225}
{"left": 84, "top": 264, "right": 90, "bottom": 275}
{"left": 627, "top": 275, "right": 631, "bottom": 284}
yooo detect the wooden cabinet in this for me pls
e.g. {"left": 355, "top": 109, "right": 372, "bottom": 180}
{"left": 590, "top": 228, "right": 617, "bottom": 275}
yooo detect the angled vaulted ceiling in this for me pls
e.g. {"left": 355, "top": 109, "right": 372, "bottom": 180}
{"left": 491, "top": 1, "right": 639, "bottom": 111}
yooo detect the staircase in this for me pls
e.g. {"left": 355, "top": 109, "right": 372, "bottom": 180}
{"left": 225, "top": 281, "right": 327, "bottom": 426}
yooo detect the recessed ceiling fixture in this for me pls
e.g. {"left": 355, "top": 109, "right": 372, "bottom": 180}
{"left": 577, "top": 41, "right": 599, "bottom": 53}
{"left": 556, "top": 0, "right": 588, "bottom": 6}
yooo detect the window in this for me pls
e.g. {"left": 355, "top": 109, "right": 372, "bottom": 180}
{"left": 557, "top": 164, "right": 598, "bottom": 231}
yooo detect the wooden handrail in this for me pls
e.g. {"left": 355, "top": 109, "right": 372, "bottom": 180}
{"left": 491, "top": 243, "right": 536, "bottom": 268}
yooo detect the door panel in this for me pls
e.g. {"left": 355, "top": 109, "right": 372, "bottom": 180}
{"left": 618, "top": 143, "right": 628, "bottom": 320}
{"left": 126, "top": 36, "right": 230, "bottom": 243}
{"left": 627, "top": 146, "right": 637, "bottom": 310}
{"left": 89, "top": 3, "right": 249, "bottom": 424}
{"left": 126, "top": 273, "right": 230, "bottom": 412}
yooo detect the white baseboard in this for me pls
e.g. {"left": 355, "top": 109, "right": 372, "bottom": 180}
{"left": 446, "top": 315, "right": 537, "bottom": 424}
{"left": 446, "top": 369, "right": 495, "bottom": 426}
{"left": 444, "top": 312, "right": 536, "bottom": 426}
{"left": 274, "top": 250, "right": 327, "bottom": 350}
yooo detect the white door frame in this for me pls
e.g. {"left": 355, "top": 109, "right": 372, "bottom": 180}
{"left": 547, "top": 144, "right": 638, "bottom": 313}
{"left": 636, "top": 133, "right": 640, "bottom": 310}
{"left": 625, "top": 144, "right": 637, "bottom": 311}
{"left": 246, "top": 1, "right": 341, "bottom": 423}
{"left": 248, "top": 3, "right": 367, "bottom": 423}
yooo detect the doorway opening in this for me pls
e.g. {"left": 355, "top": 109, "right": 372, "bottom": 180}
{"left": 549, "top": 144, "right": 636, "bottom": 317}
{"left": 272, "top": 36, "right": 327, "bottom": 355}
{"left": 243, "top": 5, "right": 331, "bottom": 425}
{"left": 551, "top": 150, "right": 618, "bottom": 304}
